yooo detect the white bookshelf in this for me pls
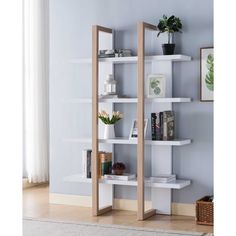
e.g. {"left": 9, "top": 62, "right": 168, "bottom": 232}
{"left": 66, "top": 23, "right": 193, "bottom": 219}
{"left": 64, "top": 174, "right": 191, "bottom": 189}
{"left": 64, "top": 137, "right": 191, "bottom": 146}
{"left": 70, "top": 54, "right": 191, "bottom": 64}
{"left": 63, "top": 97, "right": 192, "bottom": 104}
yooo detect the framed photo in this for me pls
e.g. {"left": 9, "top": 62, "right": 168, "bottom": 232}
{"left": 200, "top": 47, "right": 214, "bottom": 102}
{"left": 129, "top": 119, "right": 148, "bottom": 139}
{"left": 147, "top": 74, "right": 166, "bottom": 98}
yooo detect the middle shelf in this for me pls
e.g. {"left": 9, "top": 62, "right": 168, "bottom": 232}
{"left": 63, "top": 97, "right": 192, "bottom": 104}
{"left": 64, "top": 174, "right": 191, "bottom": 189}
{"left": 64, "top": 137, "right": 191, "bottom": 146}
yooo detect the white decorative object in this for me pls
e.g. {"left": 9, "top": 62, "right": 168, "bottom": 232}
{"left": 129, "top": 119, "right": 148, "bottom": 139}
{"left": 104, "top": 74, "right": 117, "bottom": 95}
{"left": 147, "top": 74, "right": 166, "bottom": 98}
{"left": 104, "top": 124, "right": 115, "bottom": 139}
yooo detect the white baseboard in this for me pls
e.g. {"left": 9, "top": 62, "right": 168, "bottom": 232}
{"left": 49, "top": 193, "right": 195, "bottom": 217}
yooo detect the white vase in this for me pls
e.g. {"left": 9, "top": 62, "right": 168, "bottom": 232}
{"left": 104, "top": 124, "right": 115, "bottom": 139}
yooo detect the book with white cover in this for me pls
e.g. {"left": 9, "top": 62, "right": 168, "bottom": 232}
{"left": 104, "top": 173, "right": 136, "bottom": 181}
{"left": 82, "top": 149, "right": 92, "bottom": 178}
{"left": 150, "top": 174, "right": 176, "bottom": 183}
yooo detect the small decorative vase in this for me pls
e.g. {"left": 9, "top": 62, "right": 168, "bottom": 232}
{"left": 104, "top": 124, "right": 115, "bottom": 139}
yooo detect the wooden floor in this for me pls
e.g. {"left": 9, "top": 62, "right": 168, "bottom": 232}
{"left": 23, "top": 185, "right": 213, "bottom": 234}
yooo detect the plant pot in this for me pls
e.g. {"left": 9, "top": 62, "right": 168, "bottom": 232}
{"left": 113, "top": 169, "right": 124, "bottom": 175}
{"left": 104, "top": 124, "right": 115, "bottom": 139}
{"left": 162, "top": 44, "right": 175, "bottom": 55}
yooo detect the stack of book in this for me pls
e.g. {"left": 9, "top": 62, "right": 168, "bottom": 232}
{"left": 98, "top": 152, "right": 112, "bottom": 179}
{"left": 82, "top": 150, "right": 112, "bottom": 179}
{"left": 151, "top": 111, "right": 175, "bottom": 140}
{"left": 150, "top": 174, "right": 176, "bottom": 183}
{"left": 104, "top": 173, "right": 136, "bottom": 181}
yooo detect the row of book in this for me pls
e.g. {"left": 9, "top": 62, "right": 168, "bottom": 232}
{"left": 81, "top": 150, "right": 176, "bottom": 183}
{"left": 82, "top": 150, "right": 112, "bottom": 179}
{"left": 82, "top": 149, "right": 136, "bottom": 180}
{"left": 151, "top": 111, "right": 175, "bottom": 141}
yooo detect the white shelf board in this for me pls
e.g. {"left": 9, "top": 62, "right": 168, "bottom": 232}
{"left": 64, "top": 137, "right": 191, "bottom": 146}
{"left": 70, "top": 54, "right": 191, "bottom": 64}
{"left": 64, "top": 174, "right": 191, "bottom": 189}
{"left": 63, "top": 97, "right": 191, "bottom": 104}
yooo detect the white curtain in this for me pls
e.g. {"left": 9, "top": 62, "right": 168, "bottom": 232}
{"left": 23, "top": 0, "right": 49, "bottom": 183}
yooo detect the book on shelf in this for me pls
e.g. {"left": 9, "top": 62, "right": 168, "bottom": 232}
{"left": 151, "top": 110, "right": 175, "bottom": 141}
{"left": 82, "top": 149, "right": 92, "bottom": 178}
{"left": 151, "top": 112, "right": 163, "bottom": 140}
{"left": 150, "top": 174, "right": 176, "bottom": 183}
{"left": 104, "top": 173, "right": 136, "bottom": 181}
{"left": 98, "top": 152, "right": 112, "bottom": 179}
{"left": 163, "top": 111, "right": 175, "bottom": 140}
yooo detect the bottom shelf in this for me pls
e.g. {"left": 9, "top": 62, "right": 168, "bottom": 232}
{"left": 64, "top": 174, "right": 191, "bottom": 189}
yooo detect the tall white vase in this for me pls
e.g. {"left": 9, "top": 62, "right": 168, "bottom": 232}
{"left": 104, "top": 124, "right": 115, "bottom": 139}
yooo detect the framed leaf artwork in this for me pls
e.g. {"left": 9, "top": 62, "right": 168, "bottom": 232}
{"left": 147, "top": 74, "right": 166, "bottom": 98}
{"left": 200, "top": 47, "right": 214, "bottom": 101}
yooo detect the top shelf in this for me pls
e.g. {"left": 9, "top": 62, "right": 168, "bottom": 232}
{"left": 71, "top": 54, "right": 191, "bottom": 64}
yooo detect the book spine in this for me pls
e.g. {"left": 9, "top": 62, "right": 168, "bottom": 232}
{"left": 151, "top": 113, "right": 162, "bottom": 140}
{"left": 160, "top": 112, "right": 163, "bottom": 140}
{"left": 151, "top": 113, "right": 156, "bottom": 140}
{"left": 82, "top": 150, "right": 87, "bottom": 178}
{"left": 87, "top": 150, "right": 92, "bottom": 178}
{"left": 100, "top": 152, "right": 112, "bottom": 179}
{"left": 163, "top": 111, "right": 175, "bottom": 140}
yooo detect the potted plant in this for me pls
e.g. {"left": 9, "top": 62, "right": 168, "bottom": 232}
{"left": 112, "top": 162, "right": 126, "bottom": 175}
{"left": 157, "top": 15, "right": 182, "bottom": 55}
{"left": 98, "top": 110, "right": 123, "bottom": 139}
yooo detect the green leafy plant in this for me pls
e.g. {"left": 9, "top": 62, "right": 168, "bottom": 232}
{"left": 157, "top": 15, "right": 182, "bottom": 44}
{"left": 205, "top": 54, "right": 214, "bottom": 91}
{"left": 98, "top": 110, "right": 123, "bottom": 124}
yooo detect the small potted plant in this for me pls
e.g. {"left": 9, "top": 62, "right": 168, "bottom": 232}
{"left": 112, "top": 162, "right": 126, "bottom": 175}
{"left": 98, "top": 110, "right": 123, "bottom": 139}
{"left": 157, "top": 15, "right": 182, "bottom": 55}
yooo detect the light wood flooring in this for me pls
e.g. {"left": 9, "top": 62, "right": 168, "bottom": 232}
{"left": 23, "top": 185, "right": 213, "bottom": 234}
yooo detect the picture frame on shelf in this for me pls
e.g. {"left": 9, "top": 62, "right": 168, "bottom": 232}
{"left": 147, "top": 74, "right": 166, "bottom": 98}
{"left": 129, "top": 119, "right": 148, "bottom": 139}
{"left": 200, "top": 47, "right": 214, "bottom": 102}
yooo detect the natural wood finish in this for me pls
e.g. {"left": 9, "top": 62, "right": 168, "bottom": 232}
{"left": 96, "top": 25, "right": 113, "bottom": 34}
{"left": 144, "top": 209, "right": 157, "bottom": 220}
{"left": 137, "top": 22, "right": 145, "bottom": 221}
{"left": 92, "top": 25, "right": 99, "bottom": 216}
{"left": 137, "top": 22, "right": 156, "bottom": 221}
{"left": 92, "top": 25, "right": 113, "bottom": 216}
{"left": 142, "top": 22, "right": 157, "bottom": 31}
{"left": 98, "top": 206, "right": 113, "bottom": 215}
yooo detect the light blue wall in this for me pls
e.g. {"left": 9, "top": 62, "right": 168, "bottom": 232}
{"left": 49, "top": 0, "right": 213, "bottom": 203}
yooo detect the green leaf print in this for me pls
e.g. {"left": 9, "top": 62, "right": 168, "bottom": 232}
{"left": 205, "top": 53, "right": 214, "bottom": 91}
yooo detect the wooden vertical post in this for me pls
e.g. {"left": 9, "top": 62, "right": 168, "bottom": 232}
{"left": 137, "top": 22, "right": 145, "bottom": 220}
{"left": 92, "top": 25, "right": 99, "bottom": 216}
{"left": 92, "top": 25, "right": 113, "bottom": 217}
{"left": 137, "top": 22, "right": 156, "bottom": 221}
